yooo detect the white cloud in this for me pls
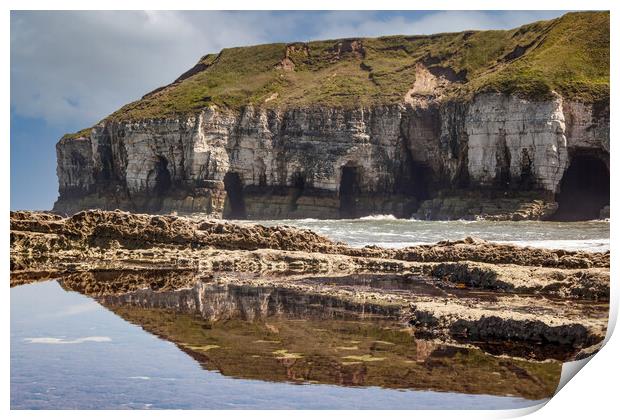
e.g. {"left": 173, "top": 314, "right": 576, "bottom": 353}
{"left": 10, "top": 11, "right": 566, "bottom": 128}
{"left": 10, "top": 11, "right": 275, "bottom": 126}
{"left": 24, "top": 336, "right": 112, "bottom": 344}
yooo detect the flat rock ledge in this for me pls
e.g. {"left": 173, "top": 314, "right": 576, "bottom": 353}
{"left": 10, "top": 210, "right": 610, "bottom": 361}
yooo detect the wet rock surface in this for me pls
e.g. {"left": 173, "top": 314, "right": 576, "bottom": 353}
{"left": 11, "top": 210, "right": 610, "bottom": 364}
{"left": 12, "top": 210, "right": 609, "bottom": 269}
{"left": 90, "top": 278, "right": 563, "bottom": 400}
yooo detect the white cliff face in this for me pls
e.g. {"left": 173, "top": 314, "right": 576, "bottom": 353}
{"left": 54, "top": 93, "right": 609, "bottom": 220}
{"left": 123, "top": 119, "right": 192, "bottom": 193}
{"left": 466, "top": 93, "right": 568, "bottom": 193}
{"left": 193, "top": 107, "right": 237, "bottom": 182}
{"left": 90, "top": 105, "right": 404, "bottom": 195}
{"left": 224, "top": 105, "right": 404, "bottom": 192}
{"left": 562, "top": 101, "right": 610, "bottom": 154}
{"left": 56, "top": 137, "right": 94, "bottom": 194}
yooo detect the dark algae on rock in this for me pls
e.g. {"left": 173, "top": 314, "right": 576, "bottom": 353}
{"left": 93, "top": 280, "right": 562, "bottom": 400}
{"left": 11, "top": 210, "right": 610, "bottom": 364}
{"left": 54, "top": 12, "right": 609, "bottom": 220}
{"left": 11, "top": 11, "right": 612, "bottom": 410}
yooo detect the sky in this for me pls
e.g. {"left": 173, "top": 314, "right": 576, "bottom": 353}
{"left": 10, "top": 10, "right": 568, "bottom": 210}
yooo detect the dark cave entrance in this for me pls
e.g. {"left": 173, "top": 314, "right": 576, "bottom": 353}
{"left": 289, "top": 172, "right": 306, "bottom": 212}
{"left": 339, "top": 165, "right": 361, "bottom": 218}
{"left": 153, "top": 156, "right": 172, "bottom": 197}
{"left": 552, "top": 155, "right": 609, "bottom": 221}
{"left": 396, "top": 146, "right": 435, "bottom": 201}
{"left": 224, "top": 172, "right": 246, "bottom": 219}
{"left": 408, "top": 161, "right": 432, "bottom": 201}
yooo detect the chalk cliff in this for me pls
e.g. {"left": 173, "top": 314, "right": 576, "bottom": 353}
{"left": 54, "top": 12, "right": 610, "bottom": 220}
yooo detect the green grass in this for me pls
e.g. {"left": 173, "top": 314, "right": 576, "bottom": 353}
{"left": 65, "top": 11, "right": 608, "bottom": 136}
{"left": 61, "top": 127, "right": 92, "bottom": 141}
{"left": 466, "top": 12, "right": 610, "bottom": 102}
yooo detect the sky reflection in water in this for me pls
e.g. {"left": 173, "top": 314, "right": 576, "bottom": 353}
{"left": 11, "top": 280, "right": 554, "bottom": 409}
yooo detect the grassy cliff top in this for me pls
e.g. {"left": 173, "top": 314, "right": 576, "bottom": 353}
{"left": 65, "top": 11, "right": 609, "bottom": 137}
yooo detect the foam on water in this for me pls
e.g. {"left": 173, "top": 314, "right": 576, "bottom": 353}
{"left": 357, "top": 214, "right": 398, "bottom": 221}
{"left": 244, "top": 217, "right": 609, "bottom": 252}
{"left": 499, "top": 239, "right": 610, "bottom": 252}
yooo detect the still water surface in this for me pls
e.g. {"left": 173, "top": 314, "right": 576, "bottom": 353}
{"left": 12, "top": 219, "right": 608, "bottom": 409}
{"left": 12, "top": 280, "right": 555, "bottom": 409}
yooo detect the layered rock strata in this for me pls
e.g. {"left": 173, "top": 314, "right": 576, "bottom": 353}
{"left": 48, "top": 273, "right": 563, "bottom": 399}
{"left": 54, "top": 94, "right": 609, "bottom": 220}
{"left": 11, "top": 210, "right": 610, "bottom": 361}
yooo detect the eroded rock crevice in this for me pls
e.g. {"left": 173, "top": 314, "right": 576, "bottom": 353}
{"left": 54, "top": 93, "right": 609, "bottom": 220}
{"left": 10, "top": 210, "right": 610, "bottom": 363}
{"left": 552, "top": 154, "right": 610, "bottom": 221}
{"left": 223, "top": 172, "right": 246, "bottom": 219}
{"left": 339, "top": 165, "right": 360, "bottom": 218}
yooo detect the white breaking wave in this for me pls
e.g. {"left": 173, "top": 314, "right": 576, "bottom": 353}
{"left": 358, "top": 214, "right": 397, "bottom": 221}
{"left": 353, "top": 239, "right": 609, "bottom": 252}
{"left": 244, "top": 217, "right": 609, "bottom": 253}
{"left": 499, "top": 239, "right": 610, "bottom": 253}
{"left": 408, "top": 217, "right": 478, "bottom": 224}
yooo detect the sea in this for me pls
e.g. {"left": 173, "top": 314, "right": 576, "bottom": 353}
{"left": 10, "top": 217, "right": 609, "bottom": 409}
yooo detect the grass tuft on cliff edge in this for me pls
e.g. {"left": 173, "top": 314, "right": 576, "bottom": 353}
{"left": 63, "top": 11, "right": 609, "bottom": 138}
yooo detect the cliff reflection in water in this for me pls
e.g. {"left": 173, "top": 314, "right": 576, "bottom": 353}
{"left": 59, "top": 271, "right": 562, "bottom": 400}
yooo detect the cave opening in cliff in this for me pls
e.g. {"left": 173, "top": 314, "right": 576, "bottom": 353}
{"left": 408, "top": 161, "right": 432, "bottom": 201}
{"left": 339, "top": 166, "right": 360, "bottom": 218}
{"left": 224, "top": 172, "right": 247, "bottom": 219}
{"left": 153, "top": 156, "right": 172, "bottom": 196}
{"left": 552, "top": 155, "right": 609, "bottom": 221}
{"left": 289, "top": 172, "right": 306, "bottom": 212}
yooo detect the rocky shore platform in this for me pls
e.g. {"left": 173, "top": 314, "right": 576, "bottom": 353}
{"left": 11, "top": 210, "right": 610, "bottom": 362}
